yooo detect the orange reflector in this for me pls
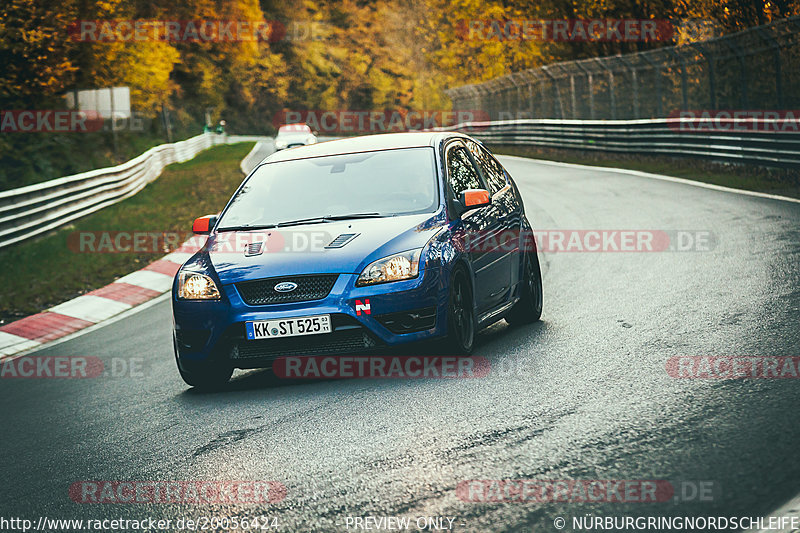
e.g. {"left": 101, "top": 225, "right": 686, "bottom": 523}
{"left": 192, "top": 216, "right": 213, "bottom": 234}
{"left": 463, "top": 189, "right": 490, "bottom": 207}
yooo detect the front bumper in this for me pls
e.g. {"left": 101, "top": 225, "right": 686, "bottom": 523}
{"left": 172, "top": 267, "right": 447, "bottom": 368}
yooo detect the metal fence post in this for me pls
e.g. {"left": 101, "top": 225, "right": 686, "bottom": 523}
{"left": 492, "top": 84, "right": 501, "bottom": 120}
{"left": 639, "top": 52, "right": 663, "bottom": 117}
{"left": 619, "top": 57, "right": 640, "bottom": 118}
{"left": 161, "top": 103, "right": 173, "bottom": 143}
{"left": 721, "top": 39, "right": 749, "bottom": 108}
{"left": 470, "top": 86, "right": 481, "bottom": 119}
{"left": 538, "top": 73, "right": 548, "bottom": 117}
{"left": 541, "top": 66, "right": 565, "bottom": 118}
{"left": 481, "top": 84, "right": 491, "bottom": 120}
{"left": 756, "top": 27, "right": 784, "bottom": 108}
{"left": 594, "top": 59, "right": 616, "bottom": 119}
{"left": 510, "top": 73, "right": 525, "bottom": 119}
{"left": 695, "top": 44, "right": 717, "bottom": 109}
{"left": 667, "top": 49, "right": 689, "bottom": 111}
{"left": 574, "top": 62, "right": 594, "bottom": 120}
{"left": 527, "top": 78, "right": 535, "bottom": 118}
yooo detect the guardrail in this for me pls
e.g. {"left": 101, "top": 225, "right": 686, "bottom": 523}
{"left": 440, "top": 118, "right": 800, "bottom": 168}
{"left": 0, "top": 133, "right": 270, "bottom": 250}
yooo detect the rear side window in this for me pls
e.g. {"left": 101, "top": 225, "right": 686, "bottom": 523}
{"left": 446, "top": 145, "right": 482, "bottom": 195}
{"left": 467, "top": 141, "right": 507, "bottom": 195}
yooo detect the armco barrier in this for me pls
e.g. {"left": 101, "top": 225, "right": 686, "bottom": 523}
{"left": 441, "top": 118, "right": 800, "bottom": 168}
{"left": 0, "top": 133, "right": 270, "bottom": 250}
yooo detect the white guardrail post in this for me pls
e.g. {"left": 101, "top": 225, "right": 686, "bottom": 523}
{"left": 0, "top": 133, "right": 270, "bottom": 250}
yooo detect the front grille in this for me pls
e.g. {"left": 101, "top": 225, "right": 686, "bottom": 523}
{"left": 227, "top": 315, "right": 378, "bottom": 361}
{"left": 236, "top": 274, "right": 338, "bottom": 305}
{"left": 234, "top": 330, "right": 376, "bottom": 359}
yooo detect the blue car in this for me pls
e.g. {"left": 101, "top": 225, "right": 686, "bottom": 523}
{"left": 172, "top": 132, "right": 542, "bottom": 388}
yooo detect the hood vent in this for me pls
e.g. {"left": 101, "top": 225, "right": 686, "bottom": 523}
{"left": 325, "top": 233, "right": 359, "bottom": 249}
{"left": 244, "top": 242, "right": 264, "bottom": 256}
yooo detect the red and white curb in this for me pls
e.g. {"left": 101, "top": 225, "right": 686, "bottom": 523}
{"left": 0, "top": 241, "right": 204, "bottom": 360}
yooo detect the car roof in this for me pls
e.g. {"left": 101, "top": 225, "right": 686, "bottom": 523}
{"left": 278, "top": 123, "right": 311, "bottom": 132}
{"left": 263, "top": 131, "right": 460, "bottom": 163}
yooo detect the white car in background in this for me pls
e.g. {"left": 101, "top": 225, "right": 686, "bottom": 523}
{"left": 274, "top": 123, "right": 318, "bottom": 150}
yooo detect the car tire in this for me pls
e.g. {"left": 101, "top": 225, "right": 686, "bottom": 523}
{"left": 507, "top": 249, "right": 543, "bottom": 325}
{"left": 178, "top": 362, "right": 233, "bottom": 390}
{"left": 174, "top": 337, "right": 233, "bottom": 389}
{"left": 443, "top": 267, "right": 475, "bottom": 354}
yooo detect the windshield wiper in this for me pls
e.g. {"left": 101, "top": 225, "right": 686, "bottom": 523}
{"left": 275, "top": 213, "right": 384, "bottom": 227}
{"left": 216, "top": 224, "right": 277, "bottom": 232}
{"left": 275, "top": 217, "right": 330, "bottom": 228}
{"left": 322, "top": 212, "right": 384, "bottom": 220}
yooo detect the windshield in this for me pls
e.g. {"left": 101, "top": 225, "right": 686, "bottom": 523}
{"left": 217, "top": 147, "right": 438, "bottom": 229}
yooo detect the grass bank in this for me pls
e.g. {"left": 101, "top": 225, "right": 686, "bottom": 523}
{"left": 0, "top": 142, "right": 253, "bottom": 324}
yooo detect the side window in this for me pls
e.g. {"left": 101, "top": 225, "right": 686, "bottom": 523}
{"left": 446, "top": 145, "right": 482, "bottom": 195}
{"left": 467, "top": 141, "right": 507, "bottom": 195}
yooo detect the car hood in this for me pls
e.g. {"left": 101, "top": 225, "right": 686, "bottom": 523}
{"left": 206, "top": 212, "right": 446, "bottom": 285}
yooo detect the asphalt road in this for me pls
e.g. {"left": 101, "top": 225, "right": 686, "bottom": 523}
{"left": 2, "top": 156, "right": 799, "bottom": 532}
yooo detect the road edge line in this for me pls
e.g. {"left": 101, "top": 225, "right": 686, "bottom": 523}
{"left": 745, "top": 492, "right": 800, "bottom": 532}
{"left": 498, "top": 155, "right": 800, "bottom": 205}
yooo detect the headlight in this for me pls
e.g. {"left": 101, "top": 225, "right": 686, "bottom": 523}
{"left": 177, "top": 271, "right": 221, "bottom": 300}
{"left": 356, "top": 249, "right": 422, "bottom": 287}
{"left": 275, "top": 140, "right": 287, "bottom": 148}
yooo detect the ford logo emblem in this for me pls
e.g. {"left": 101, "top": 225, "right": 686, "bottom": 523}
{"left": 274, "top": 281, "right": 298, "bottom": 293}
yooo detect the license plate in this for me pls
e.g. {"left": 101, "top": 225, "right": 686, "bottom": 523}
{"left": 246, "top": 315, "right": 331, "bottom": 340}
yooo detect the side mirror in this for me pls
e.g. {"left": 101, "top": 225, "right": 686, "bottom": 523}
{"left": 192, "top": 215, "right": 218, "bottom": 235}
{"left": 458, "top": 189, "right": 491, "bottom": 211}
